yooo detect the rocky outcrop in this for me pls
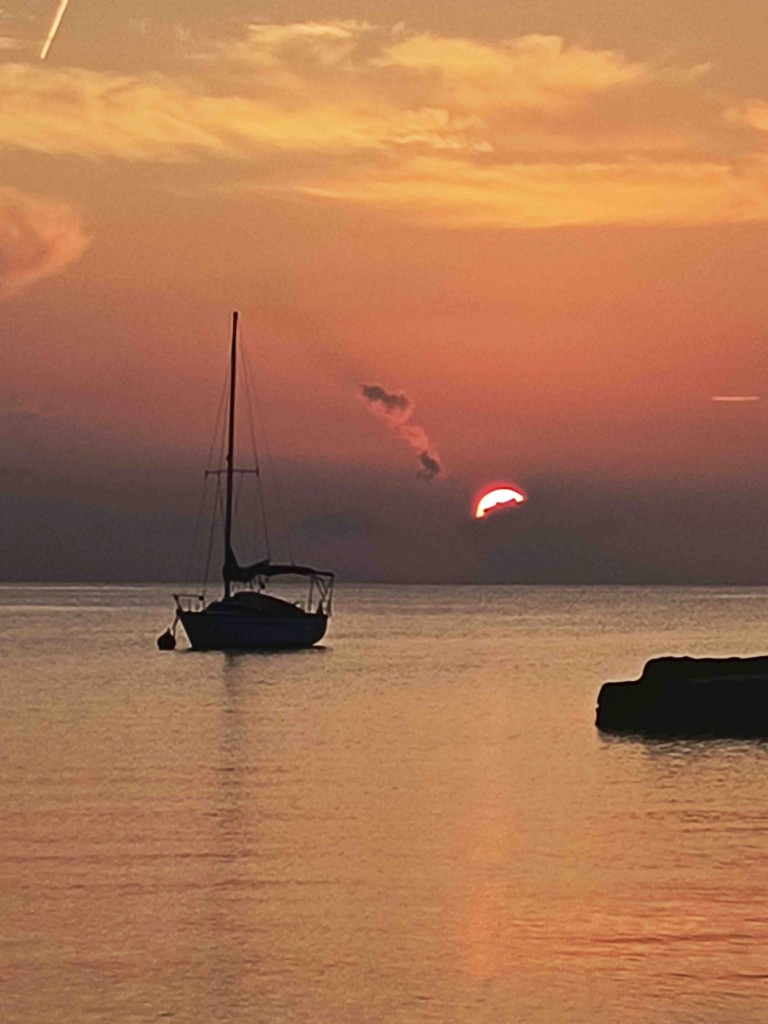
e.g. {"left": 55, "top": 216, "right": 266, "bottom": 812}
{"left": 596, "top": 656, "right": 768, "bottom": 737}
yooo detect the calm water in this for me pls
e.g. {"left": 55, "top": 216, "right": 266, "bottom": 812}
{"left": 2, "top": 584, "right": 768, "bottom": 1023}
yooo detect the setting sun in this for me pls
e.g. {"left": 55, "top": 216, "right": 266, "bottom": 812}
{"left": 474, "top": 485, "right": 527, "bottom": 519}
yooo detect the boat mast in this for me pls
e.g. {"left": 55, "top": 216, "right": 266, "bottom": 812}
{"left": 224, "top": 310, "right": 238, "bottom": 599}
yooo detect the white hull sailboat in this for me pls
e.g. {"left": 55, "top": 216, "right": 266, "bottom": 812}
{"left": 158, "top": 312, "right": 334, "bottom": 651}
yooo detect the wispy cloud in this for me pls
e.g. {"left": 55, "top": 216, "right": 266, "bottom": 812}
{"left": 372, "top": 31, "right": 655, "bottom": 113}
{"left": 0, "top": 187, "right": 89, "bottom": 299}
{"left": 0, "top": 61, "right": 485, "bottom": 161}
{"left": 2, "top": 22, "right": 768, "bottom": 229}
{"left": 711, "top": 395, "right": 761, "bottom": 402}
{"left": 297, "top": 155, "right": 768, "bottom": 228}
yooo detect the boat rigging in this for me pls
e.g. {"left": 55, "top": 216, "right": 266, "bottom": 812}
{"left": 157, "top": 311, "right": 334, "bottom": 651}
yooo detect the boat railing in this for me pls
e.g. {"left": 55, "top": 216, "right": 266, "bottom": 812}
{"left": 173, "top": 593, "right": 205, "bottom": 613}
{"left": 309, "top": 574, "right": 333, "bottom": 616}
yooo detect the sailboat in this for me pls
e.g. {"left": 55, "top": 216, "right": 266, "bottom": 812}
{"left": 158, "top": 311, "right": 334, "bottom": 651}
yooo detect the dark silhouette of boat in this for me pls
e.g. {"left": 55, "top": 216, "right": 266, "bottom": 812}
{"left": 158, "top": 312, "right": 333, "bottom": 651}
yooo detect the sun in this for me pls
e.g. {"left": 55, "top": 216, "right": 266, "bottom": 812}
{"left": 474, "top": 484, "right": 526, "bottom": 519}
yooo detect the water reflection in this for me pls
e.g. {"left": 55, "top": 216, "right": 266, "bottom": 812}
{"left": 456, "top": 690, "right": 517, "bottom": 983}
{"left": 4, "top": 584, "right": 768, "bottom": 1022}
{"left": 600, "top": 730, "right": 768, "bottom": 770}
{"left": 179, "top": 645, "right": 328, "bottom": 659}
{"left": 209, "top": 656, "right": 272, "bottom": 1020}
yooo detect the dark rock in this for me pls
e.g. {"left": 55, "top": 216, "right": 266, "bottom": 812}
{"left": 596, "top": 656, "right": 768, "bottom": 737}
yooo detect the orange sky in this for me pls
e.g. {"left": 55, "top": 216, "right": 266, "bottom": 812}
{"left": 3, "top": 1, "right": 768, "bottom": 581}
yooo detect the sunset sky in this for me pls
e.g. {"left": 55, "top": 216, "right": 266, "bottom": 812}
{"left": 3, "top": 0, "right": 768, "bottom": 582}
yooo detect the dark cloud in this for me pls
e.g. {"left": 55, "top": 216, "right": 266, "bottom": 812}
{"left": 359, "top": 382, "right": 443, "bottom": 481}
{"left": 359, "top": 383, "right": 412, "bottom": 417}
{"left": 3, "top": 459, "right": 768, "bottom": 583}
{"left": 416, "top": 450, "right": 441, "bottom": 481}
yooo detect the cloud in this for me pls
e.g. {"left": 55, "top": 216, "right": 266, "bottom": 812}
{"left": 373, "top": 32, "right": 654, "bottom": 114}
{"left": 0, "top": 25, "right": 704, "bottom": 164}
{"left": 727, "top": 100, "right": 768, "bottom": 139}
{"left": 359, "top": 383, "right": 413, "bottom": 416}
{"left": 711, "top": 395, "right": 761, "bottom": 402}
{"left": 298, "top": 155, "right": 768, "bottom": 229}
{"left": 0, "top": 58, "right": 485, "bottom": 162}
{"left": 359, "top": 383, "right": 443, "bottom": 481}
{"left": 416, "top": 450, "right": 441, "bottom": 481}
{"left": 0, "top": 187, "right": 90, "bottom": 298}
{"left": 2, "top": 22, "right": 768, "bottom": 229}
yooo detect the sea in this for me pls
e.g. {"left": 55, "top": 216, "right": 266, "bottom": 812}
{"left": 2, "top": 583, "right": 768, "bottom": 1024}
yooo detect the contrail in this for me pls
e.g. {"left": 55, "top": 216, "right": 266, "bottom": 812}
{"left": 711, "top": 395, "right": 761, "bottom": 402}
{"left": 40, "top": 0, "right": 71, "bottom": 60}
